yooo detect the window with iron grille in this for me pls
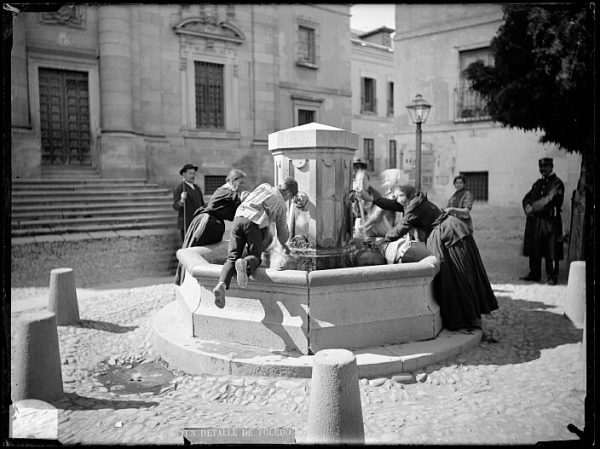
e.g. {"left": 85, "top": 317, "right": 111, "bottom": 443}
{"left": 298, "top": 25, "right": 316, "bottom": 65}
{"left": 298, "top": 109, "right": 315, "bottom": 125}
{"left": 456, "top": 47, "right": 493, "bottom": 121}
{"left": 388, "top": 140, "right": 397, "bottom": 168}
{"left": 361, "top": 77, "right": 376, "bottom": 113}
{"left": 460, "top": 171, "right": 489, "bottom": 201}
{"left": 204, "top": 175, "right": 227, "bottom": 195}
{"left": 364, "top": 138, "right": 375, "bottom": 171}
{"left": 387, "top": 82, "right": 394, "bottom": 116}
{"left": 194, "top": 61, "right": 224, "bottom": 129}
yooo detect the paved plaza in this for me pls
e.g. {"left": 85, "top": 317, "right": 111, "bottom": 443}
{"left": 10, "top": 204, "right": 587, "bottom": 445}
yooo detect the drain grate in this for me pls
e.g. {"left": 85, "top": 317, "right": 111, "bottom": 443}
{"left": 95, "top": 359, "right": 176, "bottom": 395}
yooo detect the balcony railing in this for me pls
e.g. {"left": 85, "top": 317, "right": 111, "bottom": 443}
{"left": 455, "top": 85, "right": 490, "bottom": 122}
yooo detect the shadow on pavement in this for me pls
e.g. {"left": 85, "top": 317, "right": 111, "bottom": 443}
{"left": 52, "top": 393, "right": 159, "bottom": 410}
{"left": 461, "top": 295, "right": 583, "bottom": 367}
{"left": 76, "top": 320, "right": 138, "bottom": 334}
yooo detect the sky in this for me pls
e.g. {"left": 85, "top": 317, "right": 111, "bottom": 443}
{"left": 349, "top": 4, "right": 395, "bottom": 32}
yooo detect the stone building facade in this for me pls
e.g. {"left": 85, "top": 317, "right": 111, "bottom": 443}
{"left": 10, "top": 3, "right": 582, "bottom": 225}
{"left": 392, "top": 4, "right": 581, "bottom": 225}
{"left": 350, "top": 27, "right": 397, "bottom": 174}
{"left": 10, "top": 4, "right": 352, "bottom": 191}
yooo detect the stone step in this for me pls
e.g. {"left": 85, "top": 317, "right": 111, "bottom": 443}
{"left": 40, "top": 166, "right": 99, "bottom": 174}
{"left": 12, "top": 203, "right": 173, "bottom": 218}
{"left": 12, "top": 218, "right": 178, "bottom": 237}
{"left": 41, "top": 173, "right": 101, "bottom": 179}
{"left": 13, "top": 177, "right": 147, "bottom": 183}
{"left": 13, "top": 195, "right": 172, "bottom": 207}
{"left": 13, "top": 211, "right": 175, "bottom": 228}
{"left": 10, "top": 176, "right": 177, "bottom": 239}
{"left": 12, "top": 179, "right": 154, "bottom": 189}
{"left": 12, "top": 187, "right": 171, "bottom": 198}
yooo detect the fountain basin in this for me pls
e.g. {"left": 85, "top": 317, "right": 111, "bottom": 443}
{"left": 174, "top": 242, "right": 442, "bottom": 355}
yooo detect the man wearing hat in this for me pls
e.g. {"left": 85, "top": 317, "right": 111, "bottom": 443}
{"left": 173, "top": 164, "right": 205, "bottom": 242}
{"left": 520, "top": 157, "right": 565, "bottom": 285}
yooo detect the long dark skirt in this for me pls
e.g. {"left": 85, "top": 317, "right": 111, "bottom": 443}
{"left": 427, "top": 216, "right": 498, "bottom": 331}
{"left": 174, "top": 213, "right": 225, "bottom": 285}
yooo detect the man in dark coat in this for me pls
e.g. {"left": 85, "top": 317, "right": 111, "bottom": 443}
{"left": 173, "top": 163, "right": 205, "bottom": 241}
{"left": 520, "top": 157, "right": 565, "bottom": 285}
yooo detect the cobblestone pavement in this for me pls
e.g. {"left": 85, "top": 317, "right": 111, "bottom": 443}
{"left": 10, "top": 205, "right": 587, "bottom": 445}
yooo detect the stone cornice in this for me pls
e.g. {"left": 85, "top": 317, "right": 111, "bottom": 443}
{"left": 173, "top": 17, "right": 245, "bottom": 44}
{"left": 351, "top": 38, "right": 393, "bottom": 53}
{"left": 394, "top": 12, "right": 503, "bottom": 42}
{"left": 279, "top": 82, "right": 352, "bottom": 98}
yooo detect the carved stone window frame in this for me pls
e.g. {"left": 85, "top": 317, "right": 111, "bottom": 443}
{"left": 291, "top": 95, "right": 323, "bottom": 127}
{"left": 173, "top": 16, "right": 246, "bottom": 45}
{"left": 39, "top": 5, "right": 86, "bottom": 29}
{"left": 174, "top": 17, "right": 245, "bottom": 132}
{"left": 295, "top": 17, "right": 320, "bottom": 70}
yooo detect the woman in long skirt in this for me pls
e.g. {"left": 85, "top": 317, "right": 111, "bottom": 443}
{"left": 174, "top": 169, "right": 247, "bottom": 285}
{"left": 362, "top": 184, "right": 498, "bottom": 331}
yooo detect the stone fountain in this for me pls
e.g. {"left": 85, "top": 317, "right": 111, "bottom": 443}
{"left": 162, "top": 123, "right": 443, "bottom": 362}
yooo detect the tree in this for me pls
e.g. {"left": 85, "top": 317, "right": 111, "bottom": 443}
{"left": 465, "top": 8, "right": 595, "bottom": 442}
{"left": 464, "top": 3, "right": 595, "bottom": 262}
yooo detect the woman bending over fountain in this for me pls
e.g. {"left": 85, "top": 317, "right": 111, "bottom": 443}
{"left": 212, "top": 178, "right": 298, "bottom": 308}
{"left": 174, "top": 169, "right": 248, "bottom": 285}
{"left": 358, "top": 184, "right": 498, "bottom": 331}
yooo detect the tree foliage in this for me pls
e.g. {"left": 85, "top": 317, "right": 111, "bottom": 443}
{"left": 464, "top": 4, "right": 595, "bottom": 164}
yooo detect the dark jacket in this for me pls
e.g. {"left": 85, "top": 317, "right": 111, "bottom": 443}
{"left": 376, "top": 192, "right": 473, "bottom": 249}
{"left": 173, "top": 182, "right": 205, "bottom": 232}
{"left": 194, "top": 185, "right": 242, "bottom": 221}
{"left": 521, "top": 173, "right": 564, "bottom": 259}
{"left": 375, "top": 193, "right": 457, "bottom": 243}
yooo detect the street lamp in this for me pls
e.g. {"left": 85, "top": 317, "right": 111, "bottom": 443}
{"left": 405, "top": 94, "right": 432, "bottom": 191}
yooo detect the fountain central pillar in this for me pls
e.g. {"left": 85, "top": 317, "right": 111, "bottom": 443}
{"left": 268, "top": 123, "right": 359, "bottom": 270}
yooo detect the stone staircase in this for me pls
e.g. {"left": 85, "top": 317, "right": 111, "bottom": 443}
{"left": 11, "top": 169, "right": 182, "bottom": 285}
{"left": 12, "top": 173, "right": 176, "bottom": 237}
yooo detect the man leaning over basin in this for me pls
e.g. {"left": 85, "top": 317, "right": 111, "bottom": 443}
{"left": 211, "top": 178, "right": 299, "bottom": 308}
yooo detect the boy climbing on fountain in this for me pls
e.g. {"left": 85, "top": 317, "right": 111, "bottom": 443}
{"left": 212, "top": 177, "right": 299, "bottom": 308}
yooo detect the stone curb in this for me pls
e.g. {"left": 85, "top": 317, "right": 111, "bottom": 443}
{"left": 152, "top": 301, "right": 482, "bottom": 379}
{"left": 11, "top": 230, "right": 180, "bottom": 246}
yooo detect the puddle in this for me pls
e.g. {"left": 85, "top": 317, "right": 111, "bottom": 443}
{"left": 95, "top": 359, "right": 176, "bottom": 395}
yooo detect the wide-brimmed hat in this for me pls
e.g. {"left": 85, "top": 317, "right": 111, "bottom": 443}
{"left": 180, "top": 163, "right": 198, "bottom": 175}
{"left": 353, "top": 157, "right": 368, "bottom": 169}
{"left": 538, "top": 157, "right": 553, "bottom": 167}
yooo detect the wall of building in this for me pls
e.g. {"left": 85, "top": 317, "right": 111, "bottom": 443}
{"left": 351, "top": 35, "right": 396, "bottom": 175}
{"left": 393, "top": 4, "right": 581, "bottom": 229}
{"left": 10, "top": 4, "right": 353, "bottom": 192}
{"left": 276, "top": 5, "right": 353, "bottom": 132}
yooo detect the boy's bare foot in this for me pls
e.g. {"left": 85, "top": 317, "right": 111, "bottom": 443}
{"left": 235, "top": 259, "right": 249, "bottom": 288}
{"left": 212, "top": 282, "right": 226, "bottom": 308}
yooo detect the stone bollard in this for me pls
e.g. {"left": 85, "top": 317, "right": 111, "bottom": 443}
{"left": 307, "top": 349, "right": 364, "bottom": 444}
{"left": 565, "top": 261, "right": 585, "bottom": 328}
{"left": 48, "top": 268, "right": 80, "bottom": 325}
{"left": 12, "top": 311, "right": 64, "bottom": 403}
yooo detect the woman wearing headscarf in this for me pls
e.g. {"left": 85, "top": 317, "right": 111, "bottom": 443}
{"left": 360, "top": 184, "right": 498, "bottom": 331}
{"left": 174, "top": 169, "right": 248, "bottom": 285}
{"left": 445, "top": 175, "right": 474, "bottom": 231}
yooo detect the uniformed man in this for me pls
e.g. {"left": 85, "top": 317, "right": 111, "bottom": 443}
{"left": 520, "top": 157, "right": 564, "bottom": 285}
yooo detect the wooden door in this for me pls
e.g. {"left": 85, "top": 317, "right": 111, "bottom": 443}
{"left": 39, "top": 68, "right": 91, "bottom": 166}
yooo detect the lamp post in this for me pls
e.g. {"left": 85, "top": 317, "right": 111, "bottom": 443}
{"left": 405, "top": 94, "right": 432, "bottom": 191}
